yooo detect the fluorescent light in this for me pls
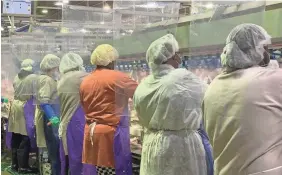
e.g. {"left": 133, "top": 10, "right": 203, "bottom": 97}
{"left": 106, "top": 30, "right": 111, "bottom": 34}
{"left": 128, "top": 30, "right": 133, "bottom": 33}
{"left": 62, "top": 0, "right": 69, "bottom": 3}
{"left": 103, "top": 3, "right": 111, "bottom": 10}
{"left": 1, "top": 27, "right": 4, "bottom": 31}
{"left": 42, "top": 9, "right": 48, "bottom": 14}
{"left": 54, "top": 2, "right": 63, "bottom": 6}
{"left": 80, "top": 29, "right": 88, "bottom": 33}
{"left": 100, "top": 21, "right": 105, "bottom": 25}
{"left": 121, "top": 33, "right": 125, "bottom": 36}
{"left": 205, "top": 3, "right": 214, "bottom": 9}
{"left": 138, "top": 2, "right": 158, "bottom": 9}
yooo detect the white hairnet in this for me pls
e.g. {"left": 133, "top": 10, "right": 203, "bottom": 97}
{"left": 221, "top": 24, "right": 271, "bottom": 71}
{"left": 90, "top": 44, "right": 118, "bottom": 66}
{"left": 40, "top": 54, "right": 60, "bottom": 71}
{"left": 267, "top": 60, "right": 279, "bottom": 69}
{"left": 21, "top": 59, "right": 35, "bottom": 72}
{"left": 59, "top": 52, "right": 85, "bottom": 74}
{"left": 146, "top": 34, "right": 179, "bottom": 68}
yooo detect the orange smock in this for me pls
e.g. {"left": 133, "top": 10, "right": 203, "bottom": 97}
{"left": 80, "top": 68, "right": 138, "bottom": 168}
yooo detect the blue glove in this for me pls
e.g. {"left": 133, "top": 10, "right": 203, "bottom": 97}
{"left": 40, "top": 104, "right": 60, "bottom": 126}
{"left": 40, "top": 104, "right": 56, "bottom": 120}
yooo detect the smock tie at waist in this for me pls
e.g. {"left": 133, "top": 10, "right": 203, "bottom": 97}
{"left": 89, "top": 122, "right": 97, "bottom": 146}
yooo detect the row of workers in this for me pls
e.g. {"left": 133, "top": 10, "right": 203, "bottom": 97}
{"left": 6, "top": 23, "right": 282, "bottom": 175}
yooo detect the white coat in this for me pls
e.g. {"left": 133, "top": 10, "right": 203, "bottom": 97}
{"left": 133, "top": 64, "right": 207, "bottom": 175}
{"left": 8, "top": 73, "right": 37, "bottom": 135}
{"left": 203, "top": 67, "right": 282, "bottom": 175}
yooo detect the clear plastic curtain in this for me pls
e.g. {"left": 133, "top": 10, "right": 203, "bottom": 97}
{"left": 188, "top": 0, "right": 266, "bottom": 84}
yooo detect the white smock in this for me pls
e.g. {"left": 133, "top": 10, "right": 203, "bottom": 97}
{"left": 8, "top": 74, "right": 37, "bottom": 135}
{"left": 133, "top": 64, "right": 207, "bottom": 175}
{"left": 57, "top": 71, "right": 88, "bottom": 155}
{"left": 203, "top": 67, "right": 282, "bottom": 175}
{"left": 34, "top": 74, "right": 58, "bottom": 148}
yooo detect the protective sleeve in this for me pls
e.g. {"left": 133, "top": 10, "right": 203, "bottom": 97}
{"left": 40, "top": 103, "right": 56, "bottom": 119}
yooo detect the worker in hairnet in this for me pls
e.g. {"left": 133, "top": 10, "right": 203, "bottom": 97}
{"left": 273, "top": 50, "right": 282, "bottom": 68}
{"left": 80, "top": 44, "right": 138, "bottom": 175}
{"left": 203, "top": 24, "right": 282, "bottom": 175}
{"left": 133, "top": 34, "right": 212, "bottom": 175}
{"left": 7, "top": 59, "right": 38, "bottom": 174}
{"left": 35, "top": 54, "right": 61, "bottom": 175}
{"left": 57, "top": 52, "right": 95, "bottom": 175}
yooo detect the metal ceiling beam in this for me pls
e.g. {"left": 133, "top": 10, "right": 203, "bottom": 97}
{"left": 36, "top": 6, "right": 62, "bottom": 10}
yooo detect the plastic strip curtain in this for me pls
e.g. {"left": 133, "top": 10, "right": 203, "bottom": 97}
{"left": 112, "top": 0, "right": 180, "bottom": 170}
{"left": 188, "top": 1, "right": 266, "bottom": 84}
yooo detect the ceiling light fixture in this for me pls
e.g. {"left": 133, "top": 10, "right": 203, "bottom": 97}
{"left": 106, "top": 30, "right": 111, "bottom": 34}
{"left": 1, "top": 27, "right": 4, "bottom": 31}
{"left": 80, "top": 29, "right": 88, "bottom": 33}
{"left": 103, "top": 3, "right": 111, "bottom": 10}
{"left": 205, "top": 3, "right": 214, "bottom": 9}
{"left": 100, "top": 21, "right": 105, "bottom": 25}
{"left": 42, "top": 9, "right": 48, "bottom": 14}
{"left": 54, "top": 2, "right": 63, "bottom": 6}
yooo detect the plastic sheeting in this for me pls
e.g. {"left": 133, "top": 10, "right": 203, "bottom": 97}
{"left": 189, "top": 1, "right": 267, "bottom": 175}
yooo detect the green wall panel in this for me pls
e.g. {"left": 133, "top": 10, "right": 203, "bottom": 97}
{"left": 97, "top": 8, "right": 282, "bottom": 56}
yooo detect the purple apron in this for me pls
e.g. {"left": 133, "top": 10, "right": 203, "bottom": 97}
{"left": 5, "top": 125, "right": 12, "bottom": 150}
{"left": 113, "top": 114, "right": 133, "bottom": 175}
{"left": 23, "top": 98, "right": 37, "bottom": 150}
{"left": 60, "top": 106, "right": 97, "bottom": 175}
{"left": 5, "top": 98, "right": 36, "bottom": 151}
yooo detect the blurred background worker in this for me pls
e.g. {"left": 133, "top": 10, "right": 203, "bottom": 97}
{"left": 7, "top": 59, "right": 38, "bottom": 174}
{"left": 133, "top": 34, "right": 211, "bottom": 175}
{"left": 35, "top": 54, "right": 61, "bottom": 175}
{"left": 203, "top": 24, "right": 282, "bottom": 175}
{"left": 57, "top": 52, "right": 95, "bottom": 175}
{"left": 80, "top": 44, "right": 138, "bottom": 175}
{"left": 273, "top": 50, "right": 282, "bottom": 68}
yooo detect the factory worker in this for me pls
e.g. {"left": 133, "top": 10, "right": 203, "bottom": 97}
{"left": 7, "top": 59, "right": 38, "bottom": 174}
{"left": 267, "top": 60, "right": 279, "bottom": 69}
{"left": 57, "top": 52, "right": 95, "bottom": 175}
{"left": 80, "top": 44, "right": 138, "bottom": 175}
{"left": 133, "top": 34, "right": 211, "bottom": 175}
{"left": 273, "top": 50, "right": 282, "bottom": 68}
{"left": 35, "top": 54, "right": 61, "bottom": 175}
{"left": 203, "top": 24, "right": 282, "bottom": 175}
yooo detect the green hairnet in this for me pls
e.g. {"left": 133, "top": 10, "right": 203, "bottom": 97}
{"left": 21, "top": 59, "right": 35, "bottom": 72}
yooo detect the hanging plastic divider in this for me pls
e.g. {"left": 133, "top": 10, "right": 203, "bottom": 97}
{"left": 1, "top": 37, "right": 16, "bottom": 99}
{"left": 61, "top": 4, "right": 114, "bottom": 91}
{"left": 112, "top": 0, "right": 180, "bottom": 78}
{"left": 189, "top": 0, "right": 266, "bottom": 83}
{"left": 112, "top": 0, "right": 180, "bottom": 154}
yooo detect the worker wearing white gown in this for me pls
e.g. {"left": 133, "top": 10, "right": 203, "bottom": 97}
{"left": 203, "top": 24, "right": 282, "bottom": 175}
{"left": 133, "top": 34, "right": 208, "bottom": 175}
